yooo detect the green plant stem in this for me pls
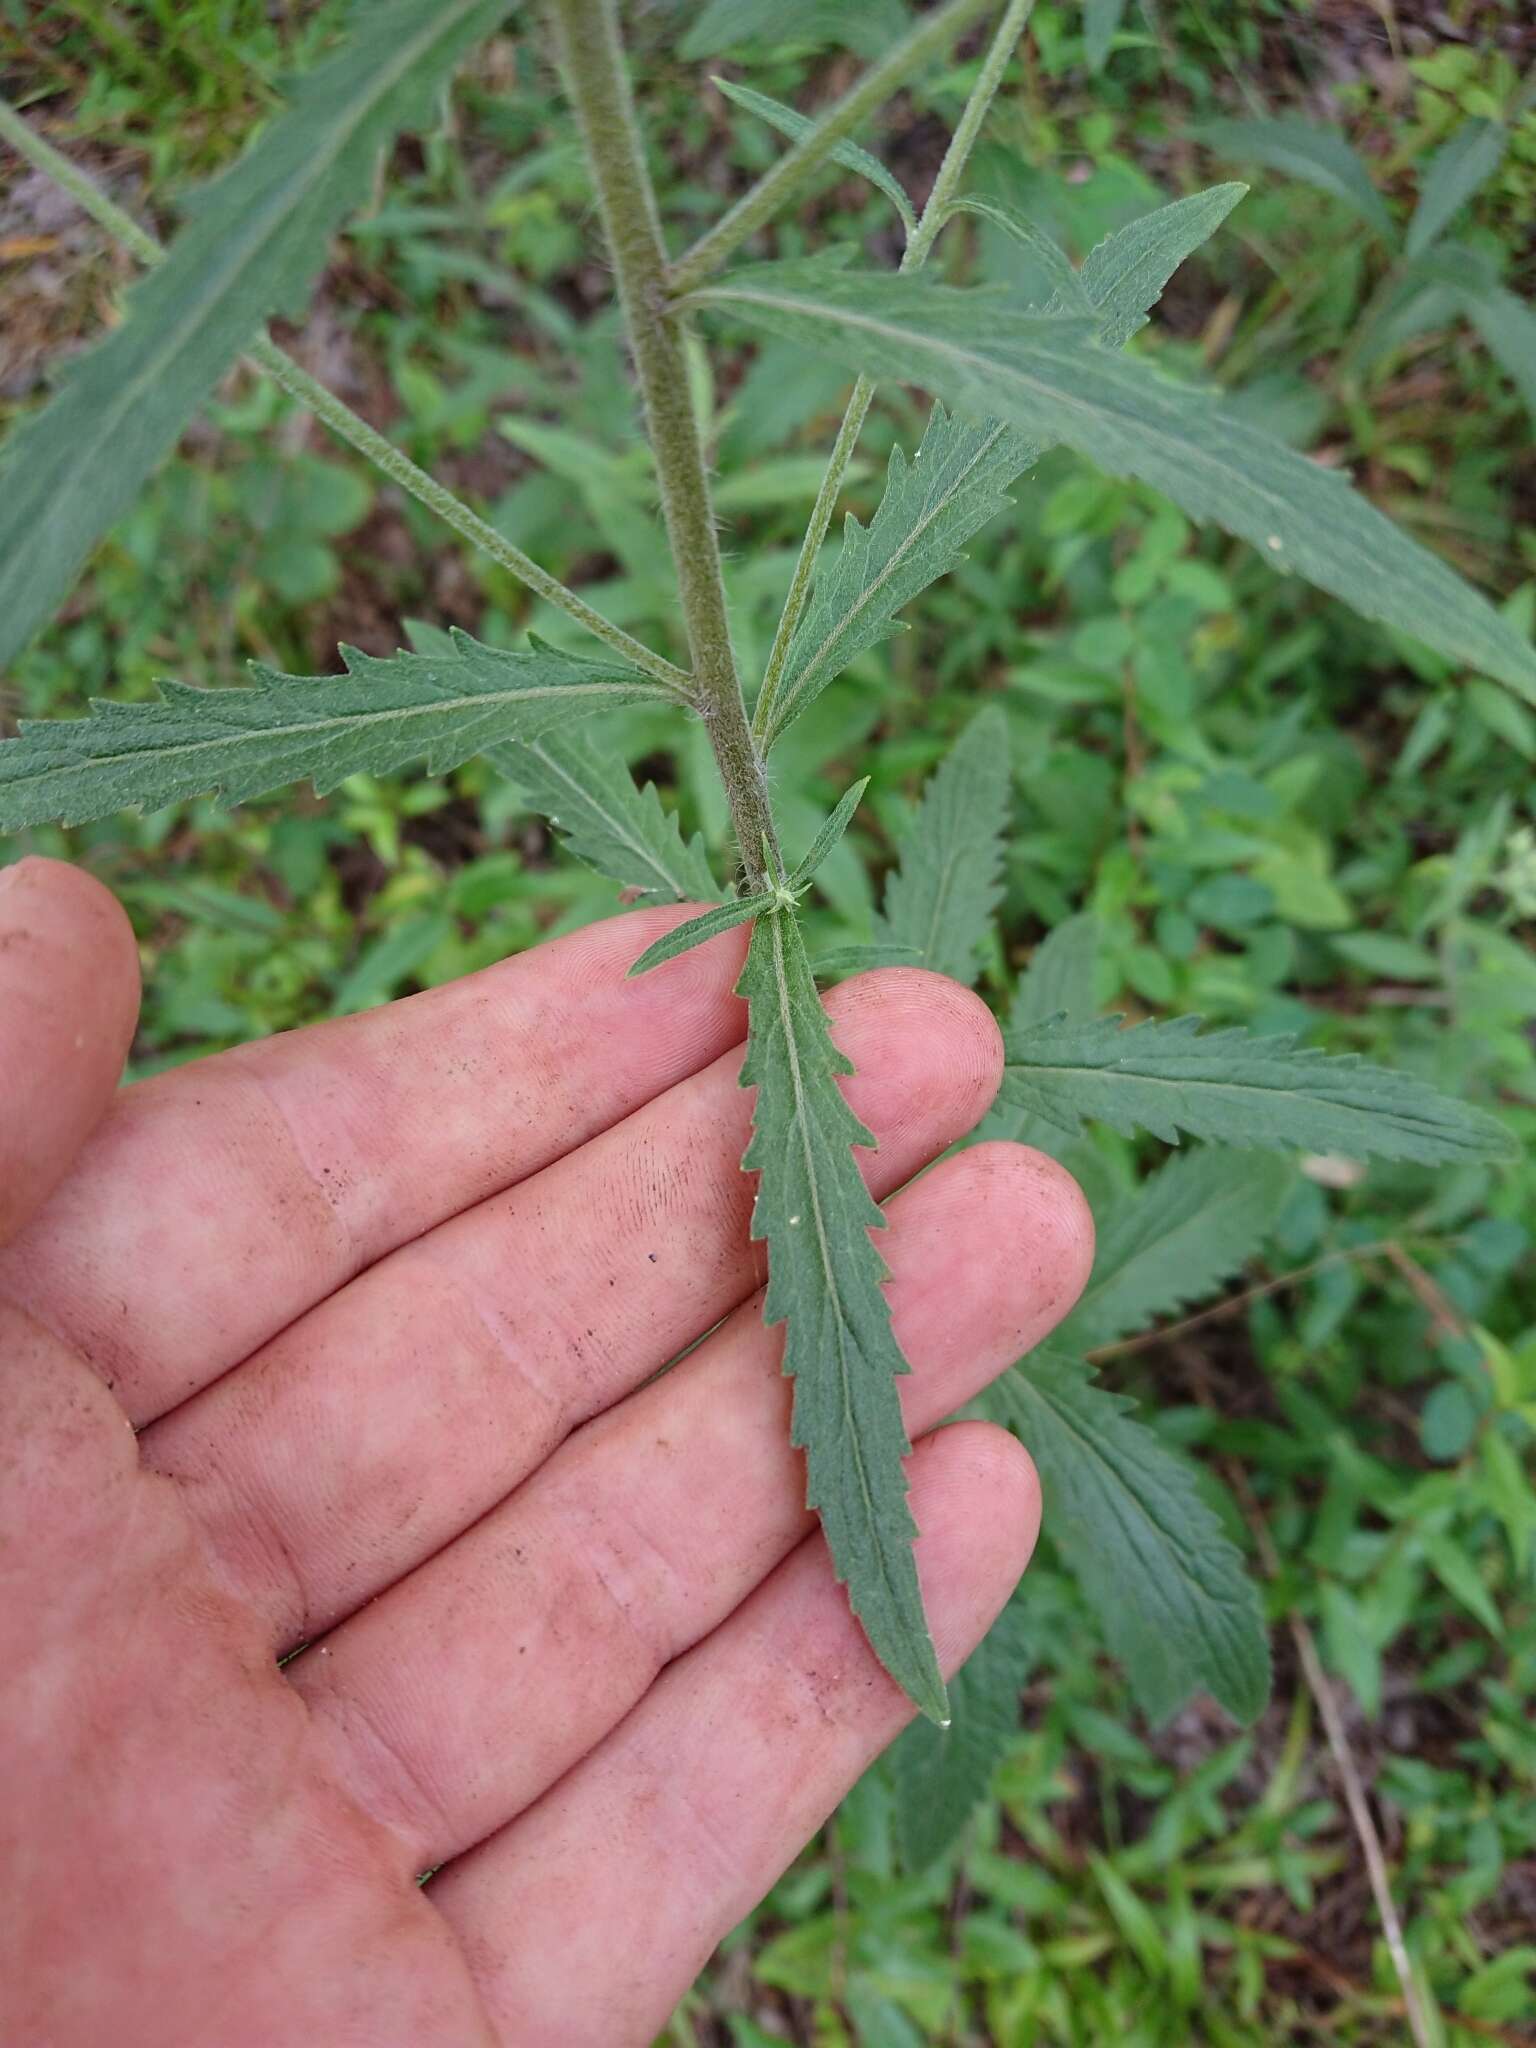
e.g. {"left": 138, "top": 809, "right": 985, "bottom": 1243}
{"left": 665, "top": 0, "right": 994, "bottom": 300}
{"left": 0, "top": 98, "right": 690, "bottom": 697}
{"left": 549, "top": 0, "right": 777, "bottom": 884}
{"left": 751, "top": 0, "right": 1036, "bottom": 746}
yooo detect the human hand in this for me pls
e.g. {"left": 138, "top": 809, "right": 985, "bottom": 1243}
{"left": 0, "top": 856, "right": 1092, "bottom": 2047}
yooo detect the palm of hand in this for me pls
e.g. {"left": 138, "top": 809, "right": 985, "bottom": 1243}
{"left": 0, "top": 858, "right": 1090, "bottom": 2047}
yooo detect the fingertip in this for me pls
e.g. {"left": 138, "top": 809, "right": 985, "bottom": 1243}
{"left": 827, "top": 967, "right": 1004, "bottom": 1142}
{"left": 910, "top": 1422, "right": 1042, "bottom": 1670}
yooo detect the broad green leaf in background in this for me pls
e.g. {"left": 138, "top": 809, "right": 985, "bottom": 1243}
{"left": 999, "top": 1012, "right": 1518, "bottom": 1163}
{"left": 1009, "top": 912, "right": 1101, "bottom": 1029}
{"left": 714, "top": 76, "right": 915, "bottom": 235}
{"left": 1060, "top": 1148, "right": 1294, "bottom": 1350}
{"left": 766, "top": 188, "right": 1245, "bottom": 747}
{"left": 681, "top": 0, "right": 909, "bottom": 60}
{"left": 1191, "top": 116, "right": 1395, "bottom": 242}
{"left": 986, "top": 1355, "right": 1271, "bottom": 1724}
{"left": 488, "top": 731, "right": 718, "bottom": 904}
{"left": 739, "top": 906, "right": 948, "bottom": 1722}
{"left": 872, "top": 705, "right": 1010, "bottom": 983}
{"left": 1406, "top": 118, "right": 1509, "bottom": 259}
{"left": 0, "top": 0, "right": 512, "bottom": 672}
{"left": 1083, "top": 0, "right": 1129, "bottom": 72}
{"left": 1410, "top": 245, "right": 1536, "bottom": 424}
{"left": 882, "top": 1588, "right": 1035, "bottom": 1869}
{"left": 690, "top": 259, "right": 1536, "bottom": 707}
{"left": 0, "top": 634, "right": 667, "bottom": 831}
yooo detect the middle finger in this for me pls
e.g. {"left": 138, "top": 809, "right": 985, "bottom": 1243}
{"left": 142, "top": 968, "right": 1002, "bottom": 1646}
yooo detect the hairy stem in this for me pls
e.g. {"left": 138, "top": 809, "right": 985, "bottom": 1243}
{"left": 549, "top": 0, "right": 777, "bottom": 884}
{"left": 666, "top": 0, "right": 993, "bottom": 300}
{"left": 0, "top": 98, "right": 690, "bottom": 695}
{"left": 751, "top": 0, "right": 1037, "bottom": 747}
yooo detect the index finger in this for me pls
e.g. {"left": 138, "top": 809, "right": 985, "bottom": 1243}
{"left": 0, "top": 902, "right": 752, "bottom": 1419}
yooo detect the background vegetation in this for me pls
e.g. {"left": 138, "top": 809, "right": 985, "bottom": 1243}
{"left": 2, "top": 2, "right": 1533, "bottom": 2041}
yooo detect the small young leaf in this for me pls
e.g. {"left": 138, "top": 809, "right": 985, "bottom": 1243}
{"left": 714, "top": 77, "right": 915, "bottom": 234}
{"left": 0, "top": 633, "right": 668, "bottom": 831}
{"left": 1406, "top": 119, "right": 1509, "bottom": 259}
{"left": 1192, "top": 116, "right": 1394, "bottom": 242}
{"left": 985, "top": 1354, "right": 1270, "bottom": 1724}
{"left": 1061, "top": 1148, "right": 1294, "bottom": 1350}
{"left": 691, "top": 260, "right": 1536, "bottom": 707}
{"left": 1080, "top": 183, "right": 1248, "bottom": 348}
{"left": 790, "top": 776, "right": 871, "bottom": 887}
{"left": 999, "top": 1012, "right": 1517, "bottom": 1163}
{"left": 0, "top": 0, "right": 510, "bottom": 671}
{"left": 487, "top": 733, "right": 718, "bottom": 904}
{"left": 883, "top": 1588, "right": 1035, "bottom": 1870}
{"left": 768, "top": 406, "right": 1029, "bottom": 746}
{"left": 872, "top": 706, "right": 1010, "bottom": 986}
{"left": 627, "top": 893, "right": 769, "bottom": 976}
{"left": 739, "top": 905, "right": 948, "bottom": 1723}
{"left": 1009, "top": 914, "right": 1101, "bottom": 1030}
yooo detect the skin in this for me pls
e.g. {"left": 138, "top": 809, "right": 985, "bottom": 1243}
{"left": 0, "top": 855, "right": 1093, "bottom": 2047}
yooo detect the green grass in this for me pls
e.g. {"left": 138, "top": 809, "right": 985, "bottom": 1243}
{"left": 2, "top": 3, "right": 1533, "bottom": 2041}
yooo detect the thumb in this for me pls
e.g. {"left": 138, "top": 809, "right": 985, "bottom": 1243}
{"left": 0, "top": 859, "right": 140, "bottom": 1245}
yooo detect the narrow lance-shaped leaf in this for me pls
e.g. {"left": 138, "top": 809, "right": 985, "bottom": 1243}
{"left": 739, "top": 905, "right": 948, "bottom": 1722}
{"left": 984, "top": 1355, "right": 1271, "bottom": 1724}
{"left": 0, "top": 0, "right": 512, "bottom": 671}
{"left": 872, "top": 705, "right": 1010, "bottom": 986}
{"left": 714, "top": 77, "right": 915, "bottom": 235}
{"left": 690, "top": 259, "right": 1536, "bottom": 707}
{"left": 1000, "top": 1011, "right": 1517, "bottom": 1163}
{"left": 881, "top": 1586, "right": 1035, "bottom": 1870}
{"left": 628, "top": 893, "right": 770, "bottom": 976}
{"left": 1060, "top": 1148, "right": 1294, "bottom": 1351}
{"left": 486, "top": 732, "right": 717, "bottom": 904}
{"left": 0, "top": 632, "right": 669, "bottom": 831}
{"left": 765, "top": 188, "right": 1247, "bottom": 745}
{"left": 1192, "top": 116, "right": 1395, "bottom": 241}
{"left": 790, "top": 775, "right": 871, "bottom": 887}
{"left": 811, "top": 940, "right": 922, "bottom": 979}
{"left": 1406, "top": 118, "right": 1509, "bottom": 259}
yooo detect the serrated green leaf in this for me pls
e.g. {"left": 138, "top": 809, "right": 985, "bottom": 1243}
{"left": 1009, "top": 914, "right": 1101, "bottom": 1030}
{"left": 714, "top": 77, "right": 915, "bottom": 234}
{"left": 691, "top": 260, "right": 1536, "bottom": 707}
{"left": 872, "top": 706, "right": 1010, "bottom": 985}
{"left": 1079, "top": 183, "right": 1248, "bottom": 348}
{"left": 486, "top": 732, "right": 717, "bottom": 904}
{"left": 791, "top": 776, "right": 870, "bottom": 887}
{"left": 1061, "top": 1149, "right": 1293, "bottom": 1350}
{"left": 765, "top": 190, "right": 1246, "bottom": 746}
{"left": 1406, "top": 118, "right": 1508, "bottom": 259}
{"left": 986, "top": 1354, "right": 1270, "bottom": 1723}
{"left": 0, "top": 632, "right": 666, "bottom": 831}
{"left": 628, "top": 893, "right": 769, "bottom": 976}
{"left": 999, "top": 1012, "right": 1517, "bottom": 1163}
{"left": 0, "top": 0, "right": 510, "bottom": 672}
{"left": 884, "top": 1588, "right": 1035, "bottom": 1870}
{"left": 739, "top": 906, "right": 947, "bottom": 1722}
{"left": 1192, "top": 116, "right": 1394, "bottom": 242}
